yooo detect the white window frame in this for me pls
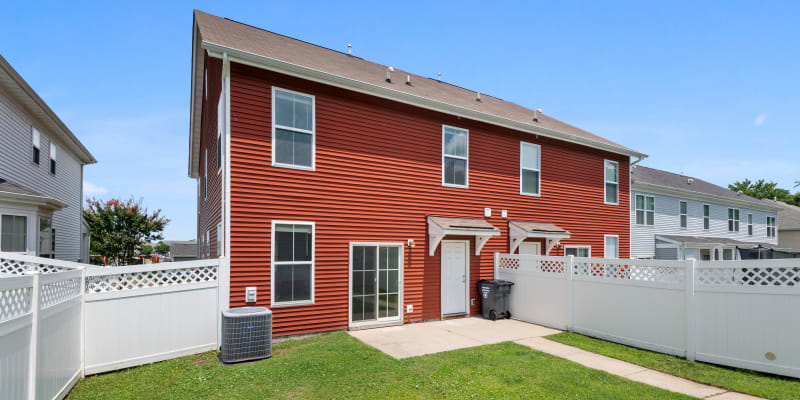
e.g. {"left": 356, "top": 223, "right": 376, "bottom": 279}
{"left": 441, "top": 125, "right": 469, "bottom": 188}
{"left": 604, "top": 160, "right": 619, "bottom": 205}
{"left": 728, "top": 208, "right": 740, "bottom": 232}
{"left": 767, "top": 216, "right": 776, "bottom": 238}
{"left": 271, "top": 220, "right": 315, "bottom": 307}
{"left": 0, "top": 211, "right": 33, "bottom": 254}
{"left": 49, "top": 142, "right": 57, "bottom": 175}
{"left": 747, "top": 213, "right": 753, "bottom": 236}
{"left": 635, "top": 194, "right": 655, "bottom": 226}
{"left": 520, "top": 142, "right": 541, "bottom": 197}
{"left": 31, "top": 128, "right": 40, "bottom": 165}
{"left": 217, "top": 93, "right": 224, "bottom": 174}
{"left": 564, "top": 245, "right": 591, "bottom": 258}
{"left": 217, "top": 222, "right": 223, "bottom": 257}
{"left": 703, "top": 204, "right": 710, "bottom": 231}
{"left": 603, "top": 235, "right": 619, "bottom": 259}
{"left": 271, "top": 87, "right": 316, "bottom": 171}
{"left": 679, "top": 200, "right": 688, "bottom": 229}
{"left": 203, "top": 148, "right": 208, "bottom": 201}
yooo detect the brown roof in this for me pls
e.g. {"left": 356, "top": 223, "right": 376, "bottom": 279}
{"left": 428, "top": 216, "right": 499, "bottom": 233}
{"left": 189, "top": 10, "right": 644, "bottom": 176}
{"left": 0, "top": 178, "right": 67, "bottom": 210}
{"left": 509, "top": 221, "right": 570, "bottom": 235}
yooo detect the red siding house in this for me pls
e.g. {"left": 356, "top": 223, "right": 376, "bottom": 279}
{"left": 188, "top": 10, "right": 647, "bottom": 337}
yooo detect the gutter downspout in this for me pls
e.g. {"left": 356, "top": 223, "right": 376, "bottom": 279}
{"left": 631, "top": 154, "right": 647, "bottom": 167}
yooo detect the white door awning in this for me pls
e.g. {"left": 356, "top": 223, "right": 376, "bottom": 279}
{"left": 428, "top": 216, "right": 500, "bottom": 256}
{"left": 508, "top": 221, "right": 570, "bottom": 255}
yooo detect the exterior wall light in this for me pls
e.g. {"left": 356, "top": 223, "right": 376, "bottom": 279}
{"left": 408, "top": 239, "right": 415, "bottom": 248}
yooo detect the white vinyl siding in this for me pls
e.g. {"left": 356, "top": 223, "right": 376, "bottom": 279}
{"left": 272, "top": 87, "right": 315, "bottom": 170}
{"left": 442, "top": 125, "right": 468, "bottom": 187}
{"left": 520, "top": 142, "right": 541, "bottom": 196}
{"left": 604, "top": 160, "right": 618, "bottom": 205}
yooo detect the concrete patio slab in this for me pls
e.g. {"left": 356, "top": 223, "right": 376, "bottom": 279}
{"left": 348, "top": 317, "right": 559, "bottom": 359}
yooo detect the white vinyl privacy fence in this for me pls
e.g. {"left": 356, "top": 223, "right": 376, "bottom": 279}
{"left": 495, "top": 253, "right": 800, "bottom": 379}
{"left": 0, "top": 252, "right": 225, "bottom": 400}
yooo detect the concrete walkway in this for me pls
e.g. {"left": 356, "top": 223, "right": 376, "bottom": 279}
{"left": 349, "top": 318, "right": 765, "bottom": 399}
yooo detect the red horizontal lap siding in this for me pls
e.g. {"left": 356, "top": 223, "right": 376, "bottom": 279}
{"left": 227, "top": 62, "right": 630, "bottom": 337}
{"left": 198, "top": 54, "right": 223, "bottom": 259}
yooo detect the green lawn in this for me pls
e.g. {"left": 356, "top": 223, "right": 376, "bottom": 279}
{"left": 548, "top": 332, "right": 800, "bottom": 400}
{"left": 68, "top": 332, "right": 692, "bottom": 399}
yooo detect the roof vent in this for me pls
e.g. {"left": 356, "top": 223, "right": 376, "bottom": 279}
{"left": 738, "top": 190, "right": 744, "bottom": 195}
{"left": 406, "top": 75, "right": 411, "bottom": 85}
{"left": 687, "top": 178, "right": 694, "bottom": 184}
{"left": 476, "top": 92, "right": 481, "bottom": 102}
{"left": 438, "top": 72, "right": 442, "bottom": 81}
{"left": 386, "top": 66, "right": 394, "bottom": 83}
{"left": 533, "top": 108, "right": 542, "bottom": 122}
{"left": 348, "top": 44, "right": 352, "bottom": 55}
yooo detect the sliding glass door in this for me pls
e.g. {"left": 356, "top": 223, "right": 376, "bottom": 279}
{"left": 351, "top": 244, "right": 401, "bottom": 325}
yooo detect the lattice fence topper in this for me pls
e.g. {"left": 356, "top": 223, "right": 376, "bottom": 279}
{"left": 498, "top": 255, "right": 566, "bottom": 274}
{"left": 40, "top": 277, "right": 82, "bottom": 309}
{"left": 574, "top": 261, "right": 684, "bottom": 284}
{"left": 0, "top": 286, "right": 32, "bottom": 322}
{"left": 697, "top": 266, "right": 800, "bottom": 287}
{"left": 85, "top": 265, "right": 218, "bottom": 293}
{"left": 0, "top": 257, "right": 75, "bottom": 275}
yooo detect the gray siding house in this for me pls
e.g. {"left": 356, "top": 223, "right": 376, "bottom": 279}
{"left": 630, "top": 166, "right": 779, "bottom": 260}
{"left": 761, "top": 198, "right": 800, "bottom": 253}
{"left": 0, "top": 54, "right": 96, "bottom": 261}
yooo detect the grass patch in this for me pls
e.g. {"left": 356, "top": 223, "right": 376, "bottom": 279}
{"left": 68, "top": 332, "right": 693, "bottom": 399}
{"left": 547, "top": 332, "right": 800, "bottom": 400}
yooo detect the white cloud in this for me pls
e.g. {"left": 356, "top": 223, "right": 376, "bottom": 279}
{"left": 83, "top": 181, "right": 108, "bottom": 197}
{"left": 754, "top": 112, "right": 768, "bottom": 127}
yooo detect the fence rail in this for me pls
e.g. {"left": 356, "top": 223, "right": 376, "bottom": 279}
{"left": 0, "top": 252, "right": 225, "bottom": 400}
{"left": 495, "top": 253, "right": 800, "bottom": 379}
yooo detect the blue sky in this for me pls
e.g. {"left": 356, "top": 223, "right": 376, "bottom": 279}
{"left": 2, "top": 1, "right": 798, "bottom": 239}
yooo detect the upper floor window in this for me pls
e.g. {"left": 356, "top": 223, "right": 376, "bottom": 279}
{"left": 604, "top": 160, "right": 618, "bottom": 205}
{"left": 635, "top": 194, "right": 654, "bottom": 226}
{"left": 272, "top": 222, "right": 314, "bottom": 306}
{"left": 217, "top": 95, "right": 224, "bottom": 173}
{"left": 49, "top": 143, "right": 57, "bottom": 174}
{"left": 728, "top": 208, "right": 740, "bottom": 232}
{"left": 604, "top": 235, "right": 619, "bottom": 259}
{"left": 32, "top": 128, "right": 40, "bottom": 164}
{"left": 442, "top": 126, "right": 468, "bottom": 187}
{"left": 520, "top": 142, "right": 541, "bottom": 196}
{"left": 767, "top": 216, "right": 776, "bottom": 238}
{"left": 273, "top": 88, "right": 314, "bottom": 170}
{"left": 679, "top": 201, "right": 688, "bottom": 229}
{"left": 1, "top": 214, "right": 27, "bottom": 252}
{"left": 747, "top": 213, "right": 753, "bottom": 236}
{"left": 703, "top": 204, "right": 710, "bottom": 230}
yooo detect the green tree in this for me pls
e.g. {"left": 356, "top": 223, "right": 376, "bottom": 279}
{"left": 140, "top": 244, "right": 153, "bottom": 256}
{"left": 84, "top": 197, "right": 170, "bottom": 265}
{"left": 728, "top": 179, "right": 791, "bottom": 201}
{"left": 154, "top": 241, "right": 170, "bottom": 256}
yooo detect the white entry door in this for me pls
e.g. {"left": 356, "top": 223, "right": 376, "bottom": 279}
{"left": 518, "top": 242, "right": 541, "bottom": 255}
{"left": 441, "top": 241, "right": 468, "bottom": 316}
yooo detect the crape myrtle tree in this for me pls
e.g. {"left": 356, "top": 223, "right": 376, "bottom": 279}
{"left": 83, "top": 197, "right": 170, "bottom": 265}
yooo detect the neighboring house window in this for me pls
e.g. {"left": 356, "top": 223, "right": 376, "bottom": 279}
{"left": 767, "top": 216, "right": 776, "bottom": 238}
{"left": 703, "top": 204, "right": 710, "bottom": 230}
{"left": 442, "top": 125, "right": 468, "bottom": 187}
{"left": 565, "top": 246, "right": 590, "bottom": 257}
{"left": 520, "top": 142, "right": 541, "bottom": 196}
{"left": 1, "top": 215, "right": 27, "bottom": 252}
{"left": 272, "top": 222, "right": 314, "bottom": 305}
{"left": 49, "top": 142, "right": 57, "bottom": 174}
{"left": 217, "top": 95, "right": 223, "bottom": 173}
{"left": 728, "top": 208, "right": 740, "bottom": 232}
{"left": 604, "top": 160, "right": 619, "bottom": 205}
{"left": 747, "top": 213, "right": 753, "bottom": 236}
{"left": 273, "top": 87, "right": 315, "bottom": 169}
{"left": 32, "top": 128, "right": 40, "bottom": 164}
{"left": 203, "top": 148, "right": 208, "bottom": 201}
{"left": 217, "top": 222, "right": 223, "bottom": 257}
{"left": 679, "top": 201, "right": 688, "bottom": 229}
{"left": 635, "top": 194, "right": 655, "bottom": 226}
{"left": 604, "top": 235, "right": 619, "bottom": 259}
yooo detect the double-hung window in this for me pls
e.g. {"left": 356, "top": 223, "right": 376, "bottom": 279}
{"left": 442, "top": 126, "right": 468, "bottom": 187}
{"left": 604, "top": 235, "right": 619, "bottom": 259}
{"left": 565, "top": 246, "right": 590, "bottom": 257}
{"left": 604, "top": 160, "right": 619, "bottom": 205}
{"left": 703, "top": 204, "right": 710, "bottom": 230}
{"left": 747, "top": 213, "right": 753, "bottom": 236}
{"left": 272, "top": 222, "right": 314, "bottom": 306}
{"left": 635, "top": 194, "right": 655, "bottom": 226}
{"left": 32, "top": 128, "right": 40, "bottom": 164}
{"left": 520, "top": 142, "right": 541, "bottom": 196}
{"left": 217, "top": 95, "right": 223, "bottom": 173}
{"left": 1, "top": 215, "right": 27, "bottom": 252}
{"left": 679, "top": 201, "right": 688, "bottom": 229}
{"left": 728, "top": 208, "right": 740, "bottom": 232}
{"left": 49, "top": 143, "right": 57, "bottom": 174}
{"left": 273, "top": 88, "right": 314, "bottom": 169}
{"left": 767, "top": 216, "right": 776, "bottom": 238}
